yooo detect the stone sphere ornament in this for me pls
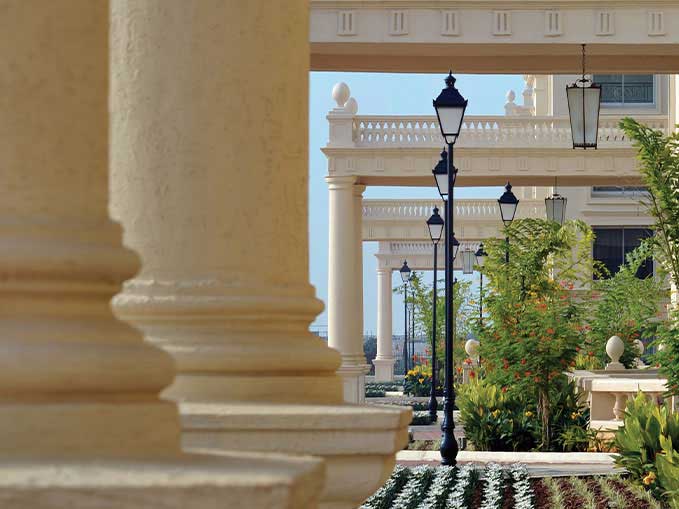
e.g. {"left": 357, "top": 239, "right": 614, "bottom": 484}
{"left": 465, "top": 339, "right": 480, "bottom": 361}
{"left": 332, "top": 82, "right": 350, "bottom": 108}
{"left": 605, "top": 335, "right": 625, "bottom": 370}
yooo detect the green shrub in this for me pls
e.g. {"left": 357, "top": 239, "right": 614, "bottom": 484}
{"left": 366, "top": 381, "right": 403, "bottom": 392}
{"left": 459, "top": 379, "right": 591, "bottom": 452}
{"left": 404, "top": 365, "right": 437, "bottom": 397}
{"left": 410, "top": 411, "right": 433, "bottom": 426}
{"left": 613, "top": 391, "right": 679, "bottom": 506}
{"left": 365, "top": 389, "right": 386, "bottom": 398}
{"left": 458, "top": 380, "right": 539, "bottom": 451}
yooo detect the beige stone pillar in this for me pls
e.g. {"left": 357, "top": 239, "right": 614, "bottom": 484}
{"left": 327, "top": 177, "right": 369, "bottom": 403}
{"left": 374, "top": 267, "right": 395, "bottom": 381}
{"left": 109, "top": 2, "right": 410, "bottom": 508}
{"left": 0, "top": 1, "right": 323, "bottom": 506}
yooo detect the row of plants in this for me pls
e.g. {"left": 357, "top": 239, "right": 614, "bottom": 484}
{"left": 361, "top": 463, "right": 656, "bottom": 509}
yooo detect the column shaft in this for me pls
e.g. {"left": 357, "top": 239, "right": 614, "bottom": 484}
{"left": 0, "top": 0, "right": 178, "bottom": 459}
{"left": 374, "top": 267, "right": 395, "bottom": 381}
{"left": 111, "top": 0, "right": 342, "bottom": 405}
{"left": 327, "top": 177, "right": 368, "bottom": 402}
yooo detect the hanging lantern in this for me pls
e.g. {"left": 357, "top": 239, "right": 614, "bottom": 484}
{"left": 566, "top": 44, "right": 601, "bottom": 149}
{"left": 461, "top": 249, "right": 475, "bottom": 275}
{"left": 545, "top": 193, "right": 567, "bottom": 225}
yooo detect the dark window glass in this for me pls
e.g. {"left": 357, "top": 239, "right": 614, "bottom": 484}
{"left": 593, "top": 227, "right": 653, "bottom": 279}
{"left": 593, "top": 74, "right": 654, "bottom": 105}
{"left": 593, "top": 228, "right": 623, "bottom": 278}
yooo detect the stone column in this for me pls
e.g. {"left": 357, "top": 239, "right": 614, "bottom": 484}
{"left": 374, "top": 267, "right": 396, "bottom": 381}
{"left": 0, "top": 1, "right": 323, "bottom": 507}
{"left": 110, "top": 2, "right": 410, "bottom": 508}
{"left": 327, "top": 176, "right": 369, "bottom": 403}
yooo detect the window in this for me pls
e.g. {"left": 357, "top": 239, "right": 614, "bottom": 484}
{"left": 591, "top": 186, "right": 648, "bottom": 197}
{"left": 593, "top": 227, "right": 653, "bottom": 279}
{"left": 593, "top": 74, "right": 654, "bottom": 105}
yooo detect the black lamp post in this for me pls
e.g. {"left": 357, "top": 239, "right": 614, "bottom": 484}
{"left": 474, "top": 243, "right": 488, "bottom": 324}
{"left": 410, "top": 271, "right": 416, "bottom": 368}
{"left": 399, "top": 260, "right": 411, "bottom": 374}
{"left": 426, "top": 207, "right": 444, "bottom": 422}
{"left": 433, "top": 71, "right": 467, "bottom": 466}
{"left": 498, "top": 182, "right": 519, "bottom": 264}
{"left": 566, "top": 44, "right": 601, "bottom": 150}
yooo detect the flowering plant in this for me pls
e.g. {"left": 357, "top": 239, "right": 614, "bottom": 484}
{"left": 404, "top": 364, "right": 441, "bottom": 397}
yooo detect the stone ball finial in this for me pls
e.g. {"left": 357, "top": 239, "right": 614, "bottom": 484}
{"left": 605, "top": 335, "right": 625, "bottom": 370}
{"left": 345, "top": 97, "right": 358, "bottom": 115}
{"left": 634, "top": 339, "right": 645, "bottom": 357}
{"left": 465, "top": 339, "right": 480, "bottom": 359}
{"left": 332, "top": 82, "right": 351, "bottom": 108}
{"left": 506, "top": 90, "right": 516, "bottom": 103}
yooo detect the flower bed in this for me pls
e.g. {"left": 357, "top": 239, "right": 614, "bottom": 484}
{"left": 360, "top": 464, "right": 660, "bottom": 509}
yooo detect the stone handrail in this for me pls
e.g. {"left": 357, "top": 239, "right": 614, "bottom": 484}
{"left": 351, "top": 115, "right": 668, "bottom": 149}
{"left": 363, "top": 199, "right": 545, "bottom": 220}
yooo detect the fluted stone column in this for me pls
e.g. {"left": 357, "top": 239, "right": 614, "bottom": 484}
{"left": 374, "top": 267, "right": 395, "bottom": 381}
{"left": 0, "top": 2, "right": 324, "bottom": 507}
{"left": 110, "top": 2, "right": 410, "bottom": 508}
{"left": 327, "top": 177, "right": 369, "bottom": 403}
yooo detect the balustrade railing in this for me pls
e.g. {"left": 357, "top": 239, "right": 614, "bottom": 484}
{"left": 363, "top": 199, "right": 544, "bottom": 220}
{"left": 352, "top": 115, "right": 668, "bottom": 149}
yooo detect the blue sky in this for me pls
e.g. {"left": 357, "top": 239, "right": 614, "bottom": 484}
{"left": 308, "top": 72, "right": 526, "bottom": 334}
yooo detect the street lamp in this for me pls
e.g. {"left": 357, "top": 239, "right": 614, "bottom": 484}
{"left": 426, "top": 207, "right": 444, "bottom": 422}
{"left": 432, "top": 149, "right": 457, "bottom": 199}
{"left": 433, "top": 71, "right": 467, "bottom": 467}
{"left": 474, "top": 243, "right": 487, "bottom": 324}
{"left": 566, "top": 44, "right": 601, "bottom": 150}
{"left": 410, "top": 271, "right": 416, "bottom": 370}
{"left": 498, "top": 182, "right": 519, "bottom": 264}
{"left": 399, "top": 260, "right": 411, "bottom": 374}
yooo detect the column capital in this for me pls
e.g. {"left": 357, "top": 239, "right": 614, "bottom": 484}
{"left": 376, "top": 266, "right": 392, "bottom": 275}
{"left": 325, "top": 175, "right": 357, "bottom": 190}
{"left": 353, "top": 183, "right": 366, "bottom": 196}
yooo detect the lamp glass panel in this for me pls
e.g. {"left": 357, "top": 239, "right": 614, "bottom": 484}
{"left": 436, "top": 107, "right": 465, "bottom": 143}
{"left": 499, "top": 202, "right": 518, "bottom": 225}
{"left": 583, "top": 86, "right": 601, "bottom": 146}
{"left": 428, "top": 223, "right": 444, "bottom": 243}
{"left": 434, "top": 172, "right": 448, "bottom": 197}
{"left": 567, "top": 85, "right": 585, "bottom": 147}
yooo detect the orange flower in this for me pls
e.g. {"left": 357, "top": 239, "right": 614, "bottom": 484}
{"left": 469, "top": 371, "right": 476, "bottom": 379}
{"left": 546, "top": 328, "right": 555, "bottom": 335}
{"left": 525, "top": 370, "right": 532, "bottom": 377}
{"left": 520, "top": 358, "right": 527, "bottom": 365}
{"left": 501, "top": 386, "right": 508, "bottom": 393}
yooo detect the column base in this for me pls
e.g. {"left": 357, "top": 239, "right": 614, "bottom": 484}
{"left": 372, "top": 358, "right": 396, "bottom": 382}
{"left": 180, "top": 402, "right": 412, "bottom": 509}
{"left": 337, "top": 363, "right": 370, "bottom": 404}
{"left": 0, "top": 452, "right": 324, "bottom": 509}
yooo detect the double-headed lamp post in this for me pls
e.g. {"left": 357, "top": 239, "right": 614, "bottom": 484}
{"left": 399, "top": 260, "right": 412, "bottom": 375}
{"left": 433, "top": 71, "right": 467, "bottom": 466}
{"left": 474, "top": 243, "right": 488, "bottom": 324}
{"left": 497, "top": 182, "right": 520, "bottom": 263}
{"left": 426, "top": 207, "right": 444, "bottom": 422}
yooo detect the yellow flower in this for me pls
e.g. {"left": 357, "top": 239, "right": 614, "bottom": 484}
{"left": 418, "top": 378, "right": 425, "bottom": 384}
{"left": 571, "top": 412, "right": 581, "bottom": 420}
{"left": 491, "top": 409, "right": 501, "bottom": 418}
{"left": 525, "top": 411, "right": 534, "bottom": 418}
{"left": 643, "top": 472, "right": 656, "bottom": 485}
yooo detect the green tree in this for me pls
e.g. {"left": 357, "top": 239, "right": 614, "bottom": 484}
{"left": 475, "top": 218, "right": 593, "bottom": 449}
{"left": 620, "top": 118, "right": 679, "bottom": 395}
{"left": 394, "top": 273, "right": 472, "bottom": 372}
